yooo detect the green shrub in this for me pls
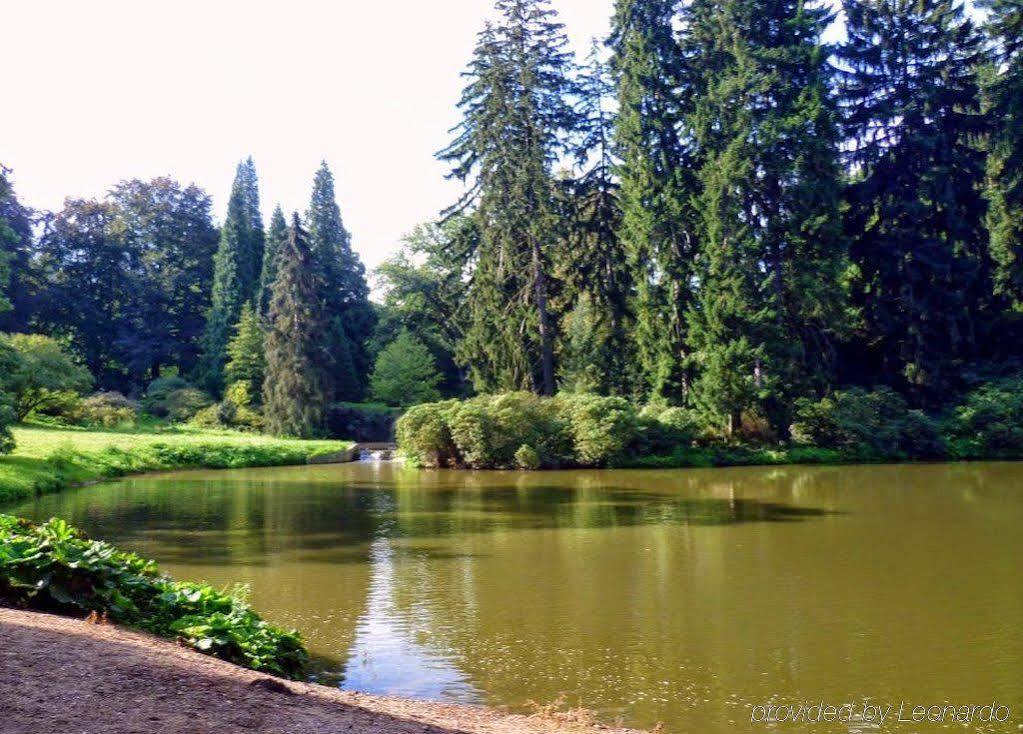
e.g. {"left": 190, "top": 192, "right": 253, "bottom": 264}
{"left": 166, "top": 387, "right": 215, "bottom": 423}
{"left": 142, "top": 376, "right": 190, "bottom": 417}
{"left": 395, "top": 401, "right": 458, "bottom": 467}
{"left": 945, "top": 376, "right": 1023, "bottom": 459}
{"left": 80, "top": 391, "right": 139, "bottom": 428}
{"left": 790, "top": 387, "right": 944, "bottom": 459}
{"left": 514, "top": 444, "right": 541, "bottom": 470}
{"left": 634, "top": 404, "right": 703, "bottom": 454}
{"left": 556, "top": 393, "right": 636, "bottom": 466}
{"left": 0, "top": 515, "right": 307, "bottom": 678}
{"left": 0, "top": 333, "right": 92, "bottom": 421}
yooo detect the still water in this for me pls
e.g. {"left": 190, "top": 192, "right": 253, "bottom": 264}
{"left": 9, "top": 462, "right": 1023, "bottom": 732}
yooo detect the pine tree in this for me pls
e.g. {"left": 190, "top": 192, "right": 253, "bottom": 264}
{"left": 197, "top": 158, "right": 266, "bottom": 394}
{"left": 225, "top": 301, "right": 265, "bottom": 401}
{"left": 683, "top": 0, "right": 848, "bottom": 434}
{"left": 440, "top": 0, "right": 577, "bottom": 396}
{"left": 0, "top": 166, "right": 34, "bottom": 331}
{"left": 559, "top": 42, "right": 633, "bottom": 396}
{"left": 610, "top": 0, "right": 694, "bottom": 402}
{"left": 306, "top": 162, "right": 374, "bottom": 401}
{"left": 258, "top": 206, "right": 288, "bottom": 319}
{"left": 263, "top": 213, "right": 332, "bottom": 438}
{"left": 981, "top": 0, "right": 1023, "bottom": 307}
{"left": 838, "top": 0, "right": 990, "bottom": 393}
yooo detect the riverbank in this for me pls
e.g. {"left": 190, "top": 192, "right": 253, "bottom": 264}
{"left": 0, "top": 608, "right": 642, "bottom": 734}
{"left": 0, "top": 424, "right": 352, "bottom": 504}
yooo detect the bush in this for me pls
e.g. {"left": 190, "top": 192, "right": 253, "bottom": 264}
{"left": 166, "top": 388, "right": 215, "bottom": 423}
{"left": 634, "top": 404, "right": 703, "bottom": 454}
{"left": 0, "top": 515, "right": 307, "bottom": 678}
{"left": 80, "top": 391, "right": 139, "bottom": 428}
{"left": 514, "top": 444, "right": 542, "bottom": 470}
{"left": 0, "top": 333, "right": 92, "bottom": 421}
{"left": 945, "top": 376, "right": 1023, "bottom": 459}
{"left": 395, "top": 401, "right": 458, "bottom": 468}
{"left": 556, "top": 393, "right": 636, "bottom": 467}
{"left": 141, "top": 376, "right": 190, "bottom": 418}
{"left": 791, "top": 387, "right": 944, "bottom": 459}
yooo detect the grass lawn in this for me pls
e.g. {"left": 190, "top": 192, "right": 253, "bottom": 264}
{"left": 0, "top": 423, "right": 352, "bottom": 505}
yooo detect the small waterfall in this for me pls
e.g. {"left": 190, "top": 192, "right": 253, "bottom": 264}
{"left": 357, "top": 443, "right": 399, "bottom": 463}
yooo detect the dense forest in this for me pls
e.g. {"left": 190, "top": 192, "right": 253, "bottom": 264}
{"left": 2, "top": 0, "right": 1023, "bottom": 451}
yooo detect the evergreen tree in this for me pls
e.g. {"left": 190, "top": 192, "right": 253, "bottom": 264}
{"left": 682, "top": 0, "right": 848, "bottom": 435}
{"left": 0, "top": 166, "right": 35, "bottom": 332}
{"left": 610, "top": 0, "right": 694, "bottom": 402}
{"left": 981, "top": 0, "right": 1023, "bottom": 307}
{"left": 306, "top": 162, "right": 374, "bottom": 400}
{"left": 263, "top": 213, "right": 332, "bottom": 438}
{"left": 257, "top": 206, "right": 288, "bottom": 319}
{"left": 225, "top": 302, "right": 265, "bottom": 401}
{"left": 197, "top": 158, "right": 266, "bottom": 394}
{"left": 440, "top": 0, "right": 577, "bottom": 396}
{"left": 559, "top": 42, "right": 633, "bottom": 396}
{"left": 838, "top": 0, "right": 990, "bottom": 393}
{"left": 369, "top": 331, "right": 443, "bottom": 407}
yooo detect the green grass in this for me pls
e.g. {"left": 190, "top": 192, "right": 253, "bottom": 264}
{"left": 0, "top": 423, "right": 352, "bottom": 505}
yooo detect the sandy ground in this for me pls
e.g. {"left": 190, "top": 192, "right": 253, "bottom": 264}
{"left": 0, "top": 609, "right": 645, "bottom": 734}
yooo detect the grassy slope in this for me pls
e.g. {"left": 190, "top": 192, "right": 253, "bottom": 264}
{"left": 0, "top": 423, "right": 351, "bottom": 505}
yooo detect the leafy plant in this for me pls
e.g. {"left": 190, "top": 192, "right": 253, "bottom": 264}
{"left": 0, "top": 515, "right": 307, "bottom": 678}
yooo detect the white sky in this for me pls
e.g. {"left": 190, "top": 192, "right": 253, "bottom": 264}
{"left": 2, "top": 0, "right": 616, "bottom": 277}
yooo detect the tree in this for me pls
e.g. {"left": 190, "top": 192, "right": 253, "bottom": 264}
{"left": 838, "top": 0, "right": 991, "bottom": 394}
{"left": 440, "top": 0, "right": 577, "bottom": 396}
{"left": 225, "top": 302, "right": 265, "bottom": 402}
{"left": 981, "top": 0, "right": 1023, "bottom": 307}
{"left": 0, "top": 166, "right": 34, "bottom": 332}
{"left": 263, "top": 214, "right": 332, "bottom": 438}
{"left": 610, "top": 0, "right": 694, "bottom": 402}
{"left": 370, "top": 331, "right": 443, "bottom": 407}
{"left": 257, "top": 206, "right": 288, "bottom": 320}
{"left": 559, "top": 42, "right": 633, "bottom": 396}
{"left": 306, "top": 162, "right": 375, "bottom": 401}
{"left": 0, "top": 337, "right": 17, "bottom": 453}
{"left": 198, "top": 158, "right": 265, "bottom": 394}
{"left": 1, "top": 333, "right": 92, "bottom": 421}
{"left": 683, "top": 0, "right": 848, "bottom": 434}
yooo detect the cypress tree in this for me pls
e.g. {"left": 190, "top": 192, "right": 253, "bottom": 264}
{"left": 610, "top": 0, "right": 694, "bottom": 402}
{"left": 838, "top": 0, "right": 990, "bottom": 393}
{"left": 258, "top": 205, "right": 288, "bottom": 319}
{"left": 263, "top": 213, "right": 332, "bottom": 438}
{"left": 198, "top": 158, "right": 266, "bottom": 393}
{"left": 981, "top": 0, "right": 1023, "bottom": 307}
{"left": 440, "top": 0, "right": 577, "bottom": 396}
{"left": 306, "top": 162, "right": 374, "bottom": 401}
{"left": 683, "top": 0, "right": 848, "bottom": 435}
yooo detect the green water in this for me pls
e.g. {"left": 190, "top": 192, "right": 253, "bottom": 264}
{"left": 8, "top": 462, "right": 1023, "bottom": 732}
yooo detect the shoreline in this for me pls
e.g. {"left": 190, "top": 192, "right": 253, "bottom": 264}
{"left": 0, "top": 608, "right": 644, "bottom": 734}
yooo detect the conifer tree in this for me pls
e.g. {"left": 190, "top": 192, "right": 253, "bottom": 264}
{"left": 0, "top": 166, "right": 34, "bottom": 331}
{"left": 369, "top": 331, "right": 443, "bottom": 407}
{"left": 440, "top": 0, "right": 577, "bottom": 396}
{"left": 306, "top": 162, "right": 374, "bottom": 401}
{"left": 838, "top": 0, "right": 990, "bottom": 393}
{"left": 263, "top": 213, "right": 332, "bottom": 437}
{"left": 682, "top": 0, "right": 848, "bottom": 434}
{"left": 981, "top": 0, "right": 1023, "bottom": 307}
{"left": 560, "top": 42, "right": 633, "bottom": 396}
{"left": 198, "top": 159, "right": 266, "bottom": 393}
{"left": 258, "top": 206, "right": 288, "bottom": 319}
{"left": 225, "top": 302, "right": 265, "bottom": 401}
{"left": 610, "top": 0, "right": 694, "bottom": 402}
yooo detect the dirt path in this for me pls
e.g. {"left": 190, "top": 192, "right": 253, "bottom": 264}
{"left": 0, "top": 609, "right": 643, "bottom": 734}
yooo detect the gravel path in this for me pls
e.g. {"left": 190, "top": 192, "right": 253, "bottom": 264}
{"left": 0, "top": 609, "right": 643, "bottom": 734}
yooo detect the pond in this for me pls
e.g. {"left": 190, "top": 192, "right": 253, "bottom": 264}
{"left": 8, "top": 462, "right": 1023, "bottom": 732}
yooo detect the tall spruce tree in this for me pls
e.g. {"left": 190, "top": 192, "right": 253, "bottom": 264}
{"left": 306, "top": 162, "right": 373, "bottom": 401}
{"left": 610, "top": 0, "right": 694, "bottom": 402}
{"left": 263, "top": 213, "right": 332, "bottom": 438}
{"left": 197, "top": 158, "right": 266, "bottom": 394}
{"left": 258, "top": 205, "right": 288, "bottom": 319}
{"left": 838, "top": 0, "right": 990, "bottom": 394}
{"left": 681, "top": 0, "right": 848, "bottom": 435}
{"left": 440, "top": 0, "right": 577, "bottom": 396}
{"left": 559, "top": 42, "right": 633, "bottom": 396}
{"left": 982, "top": 0, "right": 1023, "bottom": 308}
{"left": 0, "top": 166, "right": 34, "bottom": 331}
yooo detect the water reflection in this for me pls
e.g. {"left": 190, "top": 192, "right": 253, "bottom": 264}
{"left": 7, "top": 461, "right": 1023, "bottom": 734}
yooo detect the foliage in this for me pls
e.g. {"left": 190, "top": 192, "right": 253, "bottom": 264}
{"left": 0, "top": 337, "right": 17, "bottom": 454}
{"left": 790, "top": 387, "right": 945, "bottom": 459}
{"left": 0, "top": 424, "right": 349, "bottom": 505}
{"left": 945, "top": 375, "right": 1023, "bottom": 458}
{"left": 193, "top": 382, "right": 263, "bottom": 431}
{"left": 0, "top": 333, "right": 92, "bottom": 420}
{"left": 257, "top": 206, "right": 288, "bottom": 319}
{"left": 225, "top": 302, "right": 265, "bottom": 401}
{"left": 325, "top": 402, "right": 401, "bottom": 442}
{"left": 197, "top": 159, "right": 264, "bottom": 395}
{"left": 369, "top": 331, "right": 442, "bottom": 407}
{"left": 263, "top": 214, "right": 332, "bottom": 438}
{"left": 0, "top": 515, "right": 307, "bottom": 678}
{"left": 395, "top": 401, "right": 459, "bottom": 468}
{"left": 79, "top": 392, "right": 139, "bottom": 428}
{"left": 556, "top": 393, "right": 637, "bottom": 467}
